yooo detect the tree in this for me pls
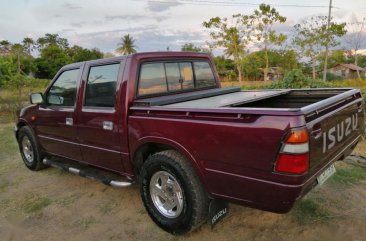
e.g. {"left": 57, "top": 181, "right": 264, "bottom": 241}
{"left": 318, "top": 49, "right": 347, "bottom": 70}
{"left": 213, "top": 56, "right": 236, "bottom": 79}
{"left": 116, "top": 34, "right": 137, "bottom": 55}
{"left": 203, "top": 15, "right": 251, "bottom": 83}
{"left": 0, "top": 43, "right": 36, "bottom": 107}
{"left": 35, "top": 45, "right": 71, "bottom": 79}
{"left": 67, "top": 45, "right": 103, "bottom": 62}
{"left": 293, "top": 16, "right": 347, "bottom": 79}
{"left": 0, "top": 40, "right": 12, "bottom": 55}
{"left": 104, "top": 52, "right": 116, "bottom": 58}
{"left": 345, "top": 16, "right": 365, "bottom": 79}
{"left": 277, "top": 49, "right": 300, "bottom": 73}
{"left": 181, "top": 43, "right": 209, "bottom": 52}
{"left": 249, "top": 4, "right": 287, "bottom": 80}
{"left": 345, "top": 52, "right": 366, "bottom": 68}
{"left": 11, "top": 44, "right": 26, "bottom": 74}
{"left": 22, "top": 37, "right": 35, "bottom": 55}
{"left": 36, "top": 33, "right": 69, "bottom": 50}
{"left": 241, "top": 49, "right": 300, "bottom": 81}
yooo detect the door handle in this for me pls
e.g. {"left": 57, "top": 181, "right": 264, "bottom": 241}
{"left": 103, "top": 121, "right": 113, "bottom": 131}
{"left": 65, "top": 118, "right": 73, "bottom": 126}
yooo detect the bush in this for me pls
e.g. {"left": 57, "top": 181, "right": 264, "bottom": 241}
{"left": 325, "top": 72, "right": 344, "bottom": 81}
{"left": 0, "top": 76, "right": 50, "bottom": 123}
{"left": 270, "top": 69, "right": 309, "bottom": 88}
{"left": 269, "top": 69, "right": 331, "bottom": 89}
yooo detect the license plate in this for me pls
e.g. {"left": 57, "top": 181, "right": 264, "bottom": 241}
{"left": 317, "top": 164, "right": 336, "bottom": 185}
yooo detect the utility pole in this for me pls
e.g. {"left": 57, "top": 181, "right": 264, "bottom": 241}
{"left": 322, "top": 0, "right": 332, "bottom": 81}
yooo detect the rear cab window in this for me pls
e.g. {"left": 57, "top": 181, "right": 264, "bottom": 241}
{"left": 137, "top": 60, "right": 216, "bottom": 97}
{"left": 84, "top": 63, "right": 120, "bottom": 108}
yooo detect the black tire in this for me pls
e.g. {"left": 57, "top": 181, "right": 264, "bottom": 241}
{"left": 17, "top": 126, "right": 47, "bottom": 171}
{"left": 139, "top": 150, "right": 209, "bottom": 234}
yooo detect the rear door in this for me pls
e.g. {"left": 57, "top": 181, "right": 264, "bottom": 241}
{"left": 76, "top": 60, "right": 125, "bottom": 172}
{"left": 35, "top": 67, "right": 83, "bottom": 161}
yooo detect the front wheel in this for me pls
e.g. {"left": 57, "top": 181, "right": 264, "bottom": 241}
{"left": 139, "top": 150, "right": 209, "bottom": 234}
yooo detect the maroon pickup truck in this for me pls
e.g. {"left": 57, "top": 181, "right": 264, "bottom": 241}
{"left": 15, "top": 52, "right": 364, "bottom": 234}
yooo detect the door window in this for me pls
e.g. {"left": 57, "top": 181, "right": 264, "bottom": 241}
{"left": 47, "top": 69, "right": 79, "bottom": 106}
{"left": 85, "top": 63, "right": 120, "bottom": 107}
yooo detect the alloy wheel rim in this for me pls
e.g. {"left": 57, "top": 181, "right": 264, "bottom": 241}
{"left": 149, "top": 171, "right": 184, "bottom": 218}
{"left": 22, "top": 136, "right": 34, "bottom": 163}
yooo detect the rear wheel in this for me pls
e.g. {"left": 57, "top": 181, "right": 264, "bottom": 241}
{"left": 18, "top": 126, "right": 47, "bottom": 171}
{"left": 140, "top": 150, "right": 209, "bottom": 234}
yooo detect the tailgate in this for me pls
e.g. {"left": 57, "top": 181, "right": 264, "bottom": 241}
{"left": 306, "top": 91, "right": 364, "bottom": 171}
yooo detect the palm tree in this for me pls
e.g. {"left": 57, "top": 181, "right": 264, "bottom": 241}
{"left": 22, "top": 37, "right": 35, "bottom": 55}
{"left": 116, "top": 34, "right": 137, "bottom": 55}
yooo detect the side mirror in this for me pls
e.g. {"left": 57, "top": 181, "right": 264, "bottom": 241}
{"left": 30, "top": 93, "right": 44, "bottom": 105}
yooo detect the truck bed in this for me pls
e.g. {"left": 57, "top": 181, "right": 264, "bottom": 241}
{"left": 134, "top": 88, "right": 355, "bottom": 113}
{"left": 164, "top": 89, "right": 290, "bottom": 108}
{"left": 163, "top": 89, "right": 354, "bottom": 110}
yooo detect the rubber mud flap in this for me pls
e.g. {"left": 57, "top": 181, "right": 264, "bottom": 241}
{"left": 209, "top": 199, "right": 228, "bottom": 228}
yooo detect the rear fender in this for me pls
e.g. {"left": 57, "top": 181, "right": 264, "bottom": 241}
{"left": 131, "top": 136, "right": 211, "bottom": 193}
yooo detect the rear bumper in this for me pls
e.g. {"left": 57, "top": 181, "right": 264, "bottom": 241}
{"left": 206, "top": 135, "right": 361, "bottom": 213}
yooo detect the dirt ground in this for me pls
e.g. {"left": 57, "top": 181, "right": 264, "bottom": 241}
{"left": 1, "top": 123, "right": 366, "bottom": 241}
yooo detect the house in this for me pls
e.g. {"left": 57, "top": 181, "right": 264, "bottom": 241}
{"left": 260, "top": 67, "right": 283, "bottom": 81}
{"left": 328, "top": 63, "right": 366, "bottom": 79}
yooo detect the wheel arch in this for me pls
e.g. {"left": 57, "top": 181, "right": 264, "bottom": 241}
{"left": 15, "top": 119, "right": 30, "bottom": 140}
{"left": 131, "top": 137, "right": 209, "bottom": 192}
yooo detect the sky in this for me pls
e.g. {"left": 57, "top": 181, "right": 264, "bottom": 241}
{"left": 0, "top": 0, "right": 365, "bottom": 54}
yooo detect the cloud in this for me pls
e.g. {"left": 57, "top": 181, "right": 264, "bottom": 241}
{"left": 70, "top": 22, "right": 84, "bottom": 28}
{"left": 133, "top": 29, "right": 207, "bottom": 51}
{"left": 105, "top": 13, "right": 168, "bottom": 23}
{"left": 105, "top": 14, "right": 149, "bottom": 21}
{"left": 147, "top": 0, "right": 182, "bottom": 12}
{"left": 66, "top": 27, "right": 207, "bottom": 53}
{"left": 60, "top": 3, "right": 82, "bottom": 10}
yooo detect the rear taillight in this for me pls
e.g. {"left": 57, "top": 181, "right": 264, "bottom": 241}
{"left": 274, "top": 128, "right": 310, "bottom": 175}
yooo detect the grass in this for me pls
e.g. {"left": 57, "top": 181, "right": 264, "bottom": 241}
{"left": 77, "top": 216, "right": 97, "bottom": 229}
{"left": 21, "top": 196, "right": 52, "bottom": 214}
{"left": 99, "top": 202, "right": 114, "bottom": 215}
{"left": 0, "top": 123, "right": 19, "bottom": 156}
{"left": 0, "top": 80, "right": 49, "bottom": 123}
{"left": 329, "top": 165, "right": 366, "bottom": 186}
{"left": 0, "top": 180, "right": 10, "bottom": 193}
{"left": 291, "top": 198, "right": 332, "bottom": 225}
{"left": 55, "top": 193, "right": 83, "bottom": 207}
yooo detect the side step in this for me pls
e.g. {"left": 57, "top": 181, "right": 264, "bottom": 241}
{"left": 43, "top": 158, "right": 133, "bottom": 187}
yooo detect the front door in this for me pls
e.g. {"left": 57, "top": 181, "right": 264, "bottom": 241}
{"left": 76, "top": 61, "right": 124, "bottom": 172}
{"left": 35, "top": 67, "right": 82, "bottom": 161}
